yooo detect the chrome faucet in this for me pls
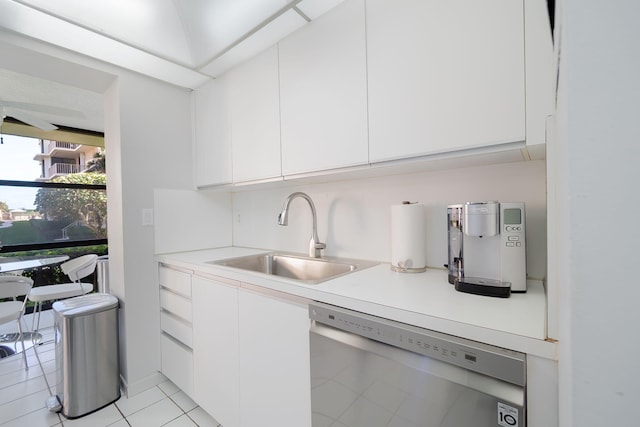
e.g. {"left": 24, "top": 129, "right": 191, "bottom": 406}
{"left": 277, "top": 192, "right": 326, "bottom": 258}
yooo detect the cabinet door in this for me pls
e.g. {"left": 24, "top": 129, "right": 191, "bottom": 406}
{"left": 367, "top": 0, "right": 526, "bottom": 162}
{"left": 229, "top": 46, "right": 282, "bottom": 183}
{"left": 160, "top": 334, "right": 194, "bottom": 396}
{"left": 279, "top": 0, "right": 368, "bottom": 176}
{"left": 194, "top": 77, "right": 232, "bottom": 187}
{"left": 238, "top": 288, "right": 312, "bottom": 427}
{"left": 192, "top": 276, "right": 240, "bottom": 427}
{"left": 524, "top": 0, "right": 555, "bottom": 159}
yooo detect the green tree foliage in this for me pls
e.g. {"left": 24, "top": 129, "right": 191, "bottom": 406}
{"left": 86, "top": 150, "right": 106, "bottom": 173}
{"left": 0, "top": 201, "right": 8, "bottom": 212}
{"left": 35, "top": 173, "right": 107, "bottom": 237}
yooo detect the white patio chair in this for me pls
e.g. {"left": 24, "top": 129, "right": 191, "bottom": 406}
{"left": 0, "top": 275, "right": 34, "bottom": 369}
{"left": 28, "top": 254, "right": 97, "bottom": 331}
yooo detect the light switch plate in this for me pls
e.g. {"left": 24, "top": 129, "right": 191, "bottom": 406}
{"left": 142, "top": 208, "right": 154, "bottom": 226}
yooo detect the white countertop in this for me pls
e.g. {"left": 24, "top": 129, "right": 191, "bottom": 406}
{"left": 156, "top": 246, "right": 556, "bottom": 359}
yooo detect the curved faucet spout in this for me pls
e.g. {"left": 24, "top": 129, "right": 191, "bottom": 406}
{"left": 277, "top": 192, "right": 326, "bottom": 258}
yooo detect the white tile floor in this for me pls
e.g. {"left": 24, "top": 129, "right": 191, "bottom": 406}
{"left": 0, "top": 311, "right": 222, "bottom": 427}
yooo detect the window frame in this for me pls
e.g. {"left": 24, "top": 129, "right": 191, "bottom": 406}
{"left": 0, "top": 179, "right": 107, "bottom": 253}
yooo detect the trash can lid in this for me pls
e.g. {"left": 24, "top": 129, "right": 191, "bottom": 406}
{"left": 53, "top": 293, "right": 118, "bottom": 317}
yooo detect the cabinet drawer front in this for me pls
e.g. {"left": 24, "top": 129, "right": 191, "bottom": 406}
{"left": 161, "top": 333, "right": 194, "bottom": 396}
{"left": 160, "top": 289, "right": 192, "bottom": 322}
{"left": 161, "top": 312, "right": 193, "bottom": 348}
{"left": 159, "top": 266, "right": 192, "bottom": 298}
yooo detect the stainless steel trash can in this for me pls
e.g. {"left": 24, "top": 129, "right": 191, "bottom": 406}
{"left": 53, "top": 293, "right": 120, "bottom": 419}
{"left": 96, "top": 255, "right": 109, "bottom": 293}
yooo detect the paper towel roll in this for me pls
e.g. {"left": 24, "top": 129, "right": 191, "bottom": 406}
{"left": 391, "top": 202, "right": 427, "bottom": 272}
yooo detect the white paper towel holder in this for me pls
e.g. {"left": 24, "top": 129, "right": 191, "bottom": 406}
{"left": 391, "top": 201, "right": 427, "bottom": 273}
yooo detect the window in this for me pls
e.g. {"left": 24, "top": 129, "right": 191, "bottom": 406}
{"left": 0, "top": 111, "right": 107, "bottom": 316}
{"left": 0, "top": 134, "right": 106, "bottom": 252}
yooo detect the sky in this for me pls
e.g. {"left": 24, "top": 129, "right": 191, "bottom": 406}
{"left": 0, "top": 134, "right": 42, "bottom": 210}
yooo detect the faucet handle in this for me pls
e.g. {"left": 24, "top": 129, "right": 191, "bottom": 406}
{"left": 309, "top": 240, "right": 326, "bottom": 258}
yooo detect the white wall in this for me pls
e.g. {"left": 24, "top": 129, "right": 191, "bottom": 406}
{"left": 554, "top": 0, "right": 640, "bottom": 425}
{"left": 233, "top": 160, "right": 547, "bottom": 280}
{"left": 112, "top": 72, "right": 194, "bottom": 393}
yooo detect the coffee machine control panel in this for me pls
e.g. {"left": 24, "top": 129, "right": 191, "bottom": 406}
{"left": 503, "top": 208, "right": 524, "bottom": 245}
{"left": 499, "top": 203, "right": 526, "bottom": 292}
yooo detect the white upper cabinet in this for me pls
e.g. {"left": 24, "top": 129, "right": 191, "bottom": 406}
{"left": 193, "top": 77, "right": 232, "bottom": 187}
{"left": 229, "top": 46, "right": 282, "bottom": 183}
{"left": 193, "top": 0, "right": 540, "bottom": 188}
{"left": 279, "top": 0, "right": 369, "bottom": 176}
{"left": 524, "top": 0, "right": 555, "bottom": 159}
{"left": 366, "top": 0, "right": 526, "bottom": 163}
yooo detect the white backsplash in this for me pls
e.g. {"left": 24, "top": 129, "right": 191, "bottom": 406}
{"left": 154, "top": 189, "right": 233, "bottom": 254}
{"left": 232, "top": 160, "right": 547, "bottom": 280}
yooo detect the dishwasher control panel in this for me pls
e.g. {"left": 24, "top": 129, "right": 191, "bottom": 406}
{"left": 310, "top": 302, "right": 526, "bottom": 387}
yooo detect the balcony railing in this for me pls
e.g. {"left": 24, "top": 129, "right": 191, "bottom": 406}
{"left": 43, "top": 141, "right": 79, "bottom": 154}
{"left": 48, "top": 163, "right": 86, "bottom": 177}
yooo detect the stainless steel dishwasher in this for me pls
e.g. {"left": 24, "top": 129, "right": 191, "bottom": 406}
{"left": 309, "top": 302, "right": 526, "bottom": 427}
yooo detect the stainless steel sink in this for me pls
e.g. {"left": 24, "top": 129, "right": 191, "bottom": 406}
{"left": 207, "top": 252, "right": 377, "bottom": 284}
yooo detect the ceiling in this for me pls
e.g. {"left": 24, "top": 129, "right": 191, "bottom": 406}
{"left": 0, "top": 0, "right": 345, "bottom": 133}
{"left": 0, "top": 68, "right": 104, "bottom": 132}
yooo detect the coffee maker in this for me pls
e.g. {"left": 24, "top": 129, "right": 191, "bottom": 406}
{"left": 447, "top": 201, "right": 526, "bottom": 297}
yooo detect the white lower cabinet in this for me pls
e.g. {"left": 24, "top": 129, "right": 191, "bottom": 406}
{"left": 238, "top": 287, "right": 312, "bottom": 427}
{"left": 192, "top": 275, "right": 240, "bottom": 427}
{"left": 160, "top": 334, "right": 193, "bottom": 395}
{"left": 162, "top": 265, "right": 312, "bottom": 427}
{"left": 158, "top": 265, "right": 194, "bottom": 397}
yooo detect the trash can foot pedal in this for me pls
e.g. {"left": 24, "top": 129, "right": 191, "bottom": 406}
{"left": 46, "top": 396, "right": 62, "bottom": 413}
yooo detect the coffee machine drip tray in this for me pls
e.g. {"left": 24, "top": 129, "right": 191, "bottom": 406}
{"left": 454, "top": 277, "right": 511, "bottom": 298}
